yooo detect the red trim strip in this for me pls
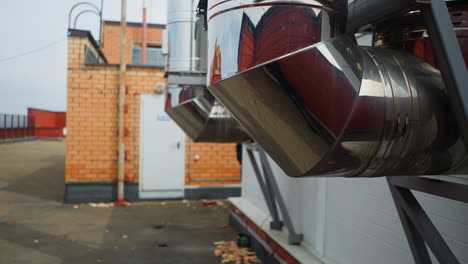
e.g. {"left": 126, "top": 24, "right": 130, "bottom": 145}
{"left": 209, "top": 2, "right": 322, "bottom": 21}
{"left": 209, "top": 0, "right": 234, "bottom": 10}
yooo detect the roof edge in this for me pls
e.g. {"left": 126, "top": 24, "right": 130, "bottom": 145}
{"left": 104, "top": 20, "right": 166, "bottom": 28}
{"left": 68, "top": 29, "right": 108, "bottom": 63}
{"left": 27, "top": 107, "right": 66, "bottom": 114}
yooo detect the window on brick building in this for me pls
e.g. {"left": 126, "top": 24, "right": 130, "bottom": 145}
{"left": 132, "top": 46, "right": 165, "bottom": 67}
{"left": 84, "top": 45, "right": 99, "bottom": 64}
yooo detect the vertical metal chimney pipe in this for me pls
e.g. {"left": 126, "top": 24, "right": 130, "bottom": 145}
{"left": 117, "top": 0, "right": 127, "bottom": 204}
{"left": 142, "top": 0, "right": 148, "bottom": 65}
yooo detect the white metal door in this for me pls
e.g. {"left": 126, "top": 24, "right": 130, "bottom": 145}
{"left": 139, "top": 94, "right": 185, "bottom": 199}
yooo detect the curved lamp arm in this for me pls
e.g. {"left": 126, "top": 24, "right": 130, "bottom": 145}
{"left": 73, "top": 9, "right": 100, "bottom": 29}
{"left": 68, "top": 2, "right": 101, "bottom": 29}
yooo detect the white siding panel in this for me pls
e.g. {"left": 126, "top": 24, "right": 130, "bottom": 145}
{"left": 324, "top": 178, "right": 413, "bottom": 264}
{"left": 241, "top": 150, "right": 324, "bottom": 253}
{"left": 240, "top": 149, "right": 468, "bottom": 263}
{"left": 324, "top": 177, "right": 468, "bottom": 264}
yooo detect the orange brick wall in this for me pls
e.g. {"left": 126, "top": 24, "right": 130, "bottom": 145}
{"left": 101, "top": 22, "right": 164, "bottom": 64}
{"left": 67, "top": 26, "right": 241, "bottom": 186}
{"left": 66, "top": 35, "right": 164, "bottom": 183}
{"left": 100, "top": 22, "right": 241, "bottom": 185}
{"left": 185, "top": 139, "right": 241, "bottom": 185}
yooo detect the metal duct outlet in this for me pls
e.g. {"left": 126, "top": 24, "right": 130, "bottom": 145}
{"left": 165, "top": 86, "right": 250, "bottom": 143}
{"left": 208, "top": 36, "right": 467, "bottom": 177}
{"left": 165, "top": 0, "right": 250, "bottom": 143}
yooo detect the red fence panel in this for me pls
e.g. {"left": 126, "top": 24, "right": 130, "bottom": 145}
{"left": 0, "top": 113, "right": 37, "bottom": 141}
{"left": 0, "top": 110, "right": 65, "bottom": 141}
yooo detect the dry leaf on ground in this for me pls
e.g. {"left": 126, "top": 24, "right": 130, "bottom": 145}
{"left": 88, "top": 203, "right": 114, "bottom": 208}
{"left": 214, "top": 241, "right": 261, "bottom": 264}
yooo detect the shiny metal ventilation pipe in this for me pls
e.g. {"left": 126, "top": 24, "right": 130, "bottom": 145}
{"left": 166, "top": 0, "right": 206, "bottom": 74}
{"left": 164, "top": 0, "right": 250, "bottom": 143}
{"left": 346, "top": 0, "right": 417, "bottom": 32}
{"left": 206, "top": 0, "right": 468, "bottom": 177}
{"left": 165, "top": 85, "right": 249, "bottom": 142}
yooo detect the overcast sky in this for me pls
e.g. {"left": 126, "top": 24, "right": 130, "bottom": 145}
{"left": 0, "top": 0, "right": 167, "bottom": 115}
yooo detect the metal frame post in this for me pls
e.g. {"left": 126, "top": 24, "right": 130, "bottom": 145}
{"left": 9, "top": 115, "right": 11, "bottom": 139}
{"left": 7, "top": 115, "right": 10, "bottom": 139}
{"left": 10, "top": 115, "right": 14, "bottom": 138}
{"left": 258, "top": 149, "right": 304, "bottom": 245}
{"left": 17, "top": 115, "right": 20, "bottom": 138}
{"left": 3, "top": 115, "right": 6, "bottom": 140}
{"left": 387, "top": 176, "right": 468, "bottom": 264}
{"left": 246, "top": 147, "right": 283, "bottom": 229}
{"left": 10, "top": 115, "right": 12, "bottom": 138}
{"left": 246, "top": 144, "right": 304, "bottom": 245}
{"left": 390, "top": 6, "right": 468, "bottom": 261}
{"left": 420, "top": 0, "right": 468, "bottom": 152}
{"left": 19, "top": 116, "right": 22, "bottom": 138}
{"left": 22, "top": 116, "right": 25, "bottom": 138}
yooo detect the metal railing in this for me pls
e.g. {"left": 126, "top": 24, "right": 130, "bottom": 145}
{"left": 0, "top": 114, "right": 35, "bottom": 141}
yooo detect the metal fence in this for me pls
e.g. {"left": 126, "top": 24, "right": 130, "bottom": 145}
{"left": 0, "top": 114, "right": 35, "bottom": 140}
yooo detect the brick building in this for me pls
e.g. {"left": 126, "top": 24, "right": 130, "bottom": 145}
{"left": 65, "top": 22, "right": 241, "bottom": 203}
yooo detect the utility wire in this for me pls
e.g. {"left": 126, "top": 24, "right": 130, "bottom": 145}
{"left": 0, "top": 37, "right": 66, "bottom": 63}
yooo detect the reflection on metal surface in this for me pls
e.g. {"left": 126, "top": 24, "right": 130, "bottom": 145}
{"left": 374, "top": 2, "right": 468, "bottom": 69}
{"left": 165, "top": 86, "right": 250, "bottom": 142}
{"left": 209, "top": 36, "right": 467, "bottom": 177}
{"left": 205, "top": 0, "right": 468, "bottom": 176}
{"left": 207, "top": 1, "right": 331, "bottom": 83}
{"left": 165, "top": 0, "right": 250, "bottom": 143}
{"left": 346, "top": 0, "right": 416, "bottom": 32}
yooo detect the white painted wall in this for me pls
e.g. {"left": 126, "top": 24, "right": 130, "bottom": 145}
{"left": 240, "top": 149, "right": 468, "bottom": 264}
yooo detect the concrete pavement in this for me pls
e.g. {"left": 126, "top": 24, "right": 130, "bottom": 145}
{"left": 0, "top": 140, "right": 236, "bottom": 264}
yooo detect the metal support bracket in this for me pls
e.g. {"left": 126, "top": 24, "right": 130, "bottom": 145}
{"left": 420, "top": 0, "right": 468, "bottom": 152}
{"left": 246, "top": 144, "right": 304, "bottom": 245}
{"left": 387, "top": 176, "right": 468, "bottom": 264}
{"left": 246, "top": 145, "right": 283, "bottom": 230}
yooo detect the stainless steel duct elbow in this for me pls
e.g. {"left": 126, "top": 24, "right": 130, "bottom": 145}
{"left": 164, "top": 0, "right": 250, "bottom": 143}
{"left": 165, "top": 85, "right": 250, "bottom": 142}
{"left": 206, "top": 0, "right": 468, "bottom": 177}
